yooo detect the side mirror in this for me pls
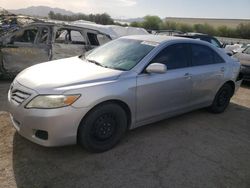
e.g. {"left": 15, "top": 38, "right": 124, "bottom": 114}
{"left": 146, "top": 63, "right": 167, "bottom": 74}
{"left": 227, "top": 51, "right": 234, "bottom": 56}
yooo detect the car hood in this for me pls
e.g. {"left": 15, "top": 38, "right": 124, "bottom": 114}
{"left": 16, "top": 56, "right": 123, "bottom": 92}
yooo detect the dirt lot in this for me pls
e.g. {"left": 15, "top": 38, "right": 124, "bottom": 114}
{"left": 0, "top": 81, "right": 250, "bottom": 188}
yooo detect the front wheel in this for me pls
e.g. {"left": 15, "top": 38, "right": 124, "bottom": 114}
{"left": 208, "top": 84, "right": 233, "bottom": 113}
{"left": 78, "top": 103, "right": 127, "bottom": 153}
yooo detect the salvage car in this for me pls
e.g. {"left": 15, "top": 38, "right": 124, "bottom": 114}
{"left": 174, "top": 33, "right": 233, "bottom": 56}
{"left": 234, "top": 46, "right": 250, "bottom": 81}
{"left": 233, "top": 44, "right": 250, "bottom": 53}
{"left": 175, "top": 33, "right": 223, "bottom": 48}
{"left": 0, "top": 22, "right": 112, "bottom": 79}
{"left": 8, "top": 35, "right": 242, "bottom": 152}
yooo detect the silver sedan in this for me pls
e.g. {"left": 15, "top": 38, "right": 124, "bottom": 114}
{"left": 8, "top": 35, "right": 242, "bottom": 152}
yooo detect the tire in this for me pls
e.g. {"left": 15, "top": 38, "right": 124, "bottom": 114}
{"left": 78, "top": 103, "right": 127, "bottom": 153}
{"left": 208, "top": 84, "right": 233, "bottom": 114}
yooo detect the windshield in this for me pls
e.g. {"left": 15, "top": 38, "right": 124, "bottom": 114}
{"left": 243, "top": 46, "right": 250, "bottom": 54}
{"left": 84, "top": 38, "right": 157, "bottom": 71}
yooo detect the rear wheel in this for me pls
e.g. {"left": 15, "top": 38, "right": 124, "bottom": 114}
{"left": 208, "top": 84, "right": 233, "bottom": 113}
{"left": 78, "top": 103, "right": 127, "bottom": 152}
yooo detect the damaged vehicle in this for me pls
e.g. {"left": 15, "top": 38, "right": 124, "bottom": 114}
{"left": 159, "top": 32, "right": 234, "bottom": 56}
{"left": 234, "top": 46, "right": 250, "bottom": 81}
{"left": 0, "top": 22, "right": 112, "bottom": 79}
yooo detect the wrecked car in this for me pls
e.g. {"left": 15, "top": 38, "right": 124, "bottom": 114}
{"left": 0, "top": 22, "right": 112, "bottom": 79}
{"left": 234, "top": 46, "right": 250, "bottom": 81}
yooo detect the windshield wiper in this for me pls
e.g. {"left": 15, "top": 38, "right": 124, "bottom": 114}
{"left": 108, "top": 67, "right": 127, "bottom": 71}
{"left": 87, "top": 59, "right": 104, "bottom": 67}
{"left": 86, "top": 59, "right": 126, "bottom": 71}
{"left": 79, "top": 54, "right": 85, "bottom": 59}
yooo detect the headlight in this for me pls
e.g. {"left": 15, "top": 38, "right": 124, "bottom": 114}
{"left": 26, "top": 95, "right": 80, "bottom": 109}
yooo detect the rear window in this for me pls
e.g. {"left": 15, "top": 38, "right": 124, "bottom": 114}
{"left": 243, "top": 47, "right": 250, "bottom": 54}
{"left": 87, "top": 33, "right": 99, "bottom": 46}
{"left": 191, "top": 44, "right": 224, "bottom": 66}
{"left": 55, "top": 29, "right": 86, "bottom": 45}
{"left": 191, "top": 44, "right": 213, "bottom": 66}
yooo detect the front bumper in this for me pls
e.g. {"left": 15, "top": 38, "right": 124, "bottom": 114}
{"left": 8, "top": 82, "right": 89, "bottom": 146}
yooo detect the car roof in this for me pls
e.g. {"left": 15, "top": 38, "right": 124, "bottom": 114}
{"left": 21, "top": 22, "right": 108, "bottom": 35}
{"left": 122, "top": 34, "right": 193, "bottom": 44}
{"left": 122, "top": 34, "right": 230, "bottom": 59}
{"left": 26, "top": 22, "right": 57, "bottom": 27}
{"left": 186, "top": 32, "right": 209, "bottom": 36}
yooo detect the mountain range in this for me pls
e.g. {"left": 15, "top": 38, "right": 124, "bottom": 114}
{"left": 6, "top": 6, "right": 144, "bottom": 23}
{"left": 5, "top": 6, "right": 249, "bottom": 27}
{"left": 8, "top": 6, "right": 74, "bottom": 17}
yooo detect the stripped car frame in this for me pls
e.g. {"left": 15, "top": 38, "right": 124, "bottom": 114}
{"left": 0, "top": 22, "right": 112, "bottom": 79}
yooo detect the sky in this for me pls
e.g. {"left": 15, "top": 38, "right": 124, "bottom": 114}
{"left": 1, "top": 0, "right": 250, "bottom": 19}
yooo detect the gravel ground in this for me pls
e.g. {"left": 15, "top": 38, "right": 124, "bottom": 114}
{"left": 0, "top": 81, "right": 250, "bottom": 188}
{"left": 0, "top": 81, "right": 10, "bottom": 111}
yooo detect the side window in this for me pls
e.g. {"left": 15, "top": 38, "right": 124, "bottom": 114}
{"left": 55, "top": 29, "right": 68, "bottom": 43}
{"left": 243, "top": 47, "right": 250, "bottom": 54}
{"left": 151, "top": 44, "right": 189, "bottom": 70}
{"left": 87, "top": 33, "right": 100, "bottom": 46}
{"left": 14, "top": 28, "right": 38, "bottom": 43}
{"left": 38, "top": 27, "right": 49, "bottom": 44}
{"left": 191, "top": 44, "right": 214, "bottom": 66}
{"left": 55, "top": 29, "right": 86, "bottom": 45}
{"left": 211, "top": 39, "right": 221, "bottom": 48}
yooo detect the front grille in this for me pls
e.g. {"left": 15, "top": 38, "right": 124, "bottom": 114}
{"left": 11, "top": 89, "right": 31, "bottom": 105}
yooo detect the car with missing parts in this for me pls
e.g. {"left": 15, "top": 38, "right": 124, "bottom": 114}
{"left": 234, "top": 46, "right": 250, "bottom": 81}
{"left": 0, "top": 22, "right": 112, "bottom": 79}
{"left": 8, "top": 35, "right": 242, "bottom": 152}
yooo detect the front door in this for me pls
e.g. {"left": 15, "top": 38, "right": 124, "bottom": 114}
{"left": 136, "top": 43, "right": 192, "bottom": 123}
{"left": 1, "top": 26, "right": 50, "bottom": 75}
{"left": 52, "top": 28, "right": 87, "bottom": 60}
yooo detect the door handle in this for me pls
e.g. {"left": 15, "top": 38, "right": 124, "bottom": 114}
{"left": 220, "top": 67, "right": 225, "bottom": 72}
{"left": 184, "top": 73, "right": 192, "bottom": 79}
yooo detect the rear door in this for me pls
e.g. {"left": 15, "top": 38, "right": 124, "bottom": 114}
{"left": 136, "top": 43, "right": 192, "bottom": 123}
{"left": 52, "top": 27, "right": 88, "bottom": 60}
{"left": 1, "top": 26, "right": 50, "bottom": 74}
{"left": 188, "top": 43, "right": 226, "bottom": 106}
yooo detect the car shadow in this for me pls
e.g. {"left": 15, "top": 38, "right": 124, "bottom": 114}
{"left": 241, "top": 80, "right": 250, "bottom": 89}
{"left": 12, "top": 103, "right": 250, "bottom": 188}
{"left": 0, "top": 81, "right": 11, "bottom": 111}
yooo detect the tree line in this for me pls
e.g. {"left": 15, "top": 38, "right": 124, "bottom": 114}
{"left": 48, "top": 11, "right": 114, "bottom": 25}
{"left": 48, "top": 12, "right": 250, "bottom": 39}
{"left": 130, "top": 15, "right": 250, "bottom": 39}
